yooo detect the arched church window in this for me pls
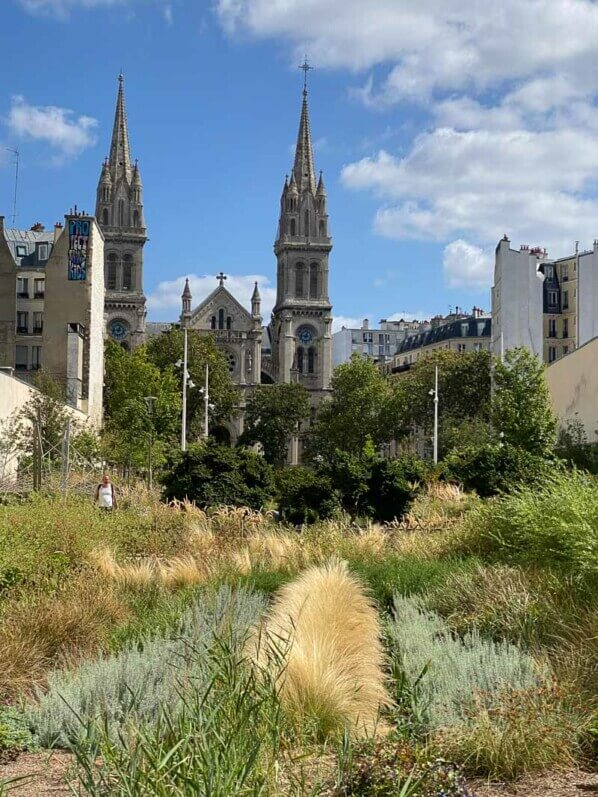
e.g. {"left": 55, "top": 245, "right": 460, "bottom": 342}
{"left": 107, "top": 253, "right": 117, "bottom": 291}
{"left": 297, "top": 347, "right": 304, "bottom": 373}
{"left": 308, "top": 346, "right": 316, "bottom": 374}
{"left": 118, "top": 199, "right": 125, "bottom": 227}
{"left": 290, "top": 218, "right": 296, "bottom": 236}
{"left": 309, "top": 263, "right": 318, "bottom": 299}
{"left": 295, "top": 263, "right": 304, "bottom": 297}
{"left": 304, "top": 210, "right": 309, "bottom": 236}
{"left": 211, "top": 316, "right": 216, "bottom": 330}
{"left": 218, "top": 309, "right": 225, "bottom": 330}
{"left": 226, "top": 316, "right": 232, "bottom": 330}
{"left": 122, "top": 254, "right": 133, "bottom": 291}
{"left": 102, "top": 208, "right": 109, "bottom": 226}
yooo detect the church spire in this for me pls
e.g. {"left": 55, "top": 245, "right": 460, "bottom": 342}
{"left": 109, "top": 73, "right": 132, "bottom": 181}
{"left": 292, "top": 81, "right": 317, "bottom": 194}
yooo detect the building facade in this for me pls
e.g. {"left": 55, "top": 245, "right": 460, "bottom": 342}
{"left": 95, "top": 74, "right": 147, "bottom": 350}
{"left": 378, "top": 309, "right": 491, "bottom": 376}
{"left": 332, "top": 318, "right": 426, "bottom": 367}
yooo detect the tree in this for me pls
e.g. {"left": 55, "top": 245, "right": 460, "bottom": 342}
{"left": 492, "top": 347, "right": 557, "bottom": 455}
{"left": 161, "top": 441, "right": 274, "bottom": 509}
{"left": 309, "top": 354, "right": 393, "bottom": 458}
{"left": 145, "top": 329, "right": 239, "bottom": 439}
{"left": 241, "top": 383, "right": 310, "bottom": 467}
{"left": 13, "top": 371, "right": 71, "bottom": 462}
{"left": 388, "top": 349, "right": 492, "bottom": 456}
{"left": 103, "top": 341, "right": 181, "bottom": 469}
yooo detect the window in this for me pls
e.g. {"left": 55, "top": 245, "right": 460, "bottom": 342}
{"left": 308, "top": 346, "right": 315, "bottom": 374}
{"left": 295, "top": 263, "right": 304, "bottom": 297}
{"left": 16, "top": 311, "right": 28, "bottom": 334}
{"left": 461, "top": 322, "right": 469, "bottom": 337}
{"left": 548, "top": 346, "right": 557, "bottom": 363}
{"left": 545, "top": 265, "right": 553, "bottom": 278}
{"left": 211, "top": 316, "right": 216, "bottom": 330}
{"left": 304, "top": 210, "right": 309, "bottom": 236}
{"left": 563, "top": 318, "right": 569, "bottom": 339}
{"left": 34, "top": 278, "right": 44, "bottom": 297}
{"left": 16, "top": 245, "right": 26, "bottom": 258}
{"left": 548, "top": 290, "right": 558, "bottom": 307}
{"left": 474, "top": 342, "right": 483, "bottom": 352}
{"left": 458, "top": 343, "right": 466, "bottom": 353}
{"left": 218, "top": 308, "right": 225, "bottom": 330}
{"left": 31, "top": 346, "right": 41, "bottom": 370}
{"left": 290, "top": 218, "right": 296, "bottom": 236}
{"left": 107, "top": 253, "right": 117, "bottom": 290}
{"left": 122, "top": 254, "right": 133, "bottom": 290}
{"left": 561, "top": 264, "right": 568, "bottom": 281}
{"left": 38, "top": 244, "right": 48, "bottom": 261}
{"left": 563, "top": 290, "right": 569, "bottom": 310}
{"left": 379, "top": 333, "right": 384, "bottom": 343}
{"left": 17, "top": 278, "right": 28, "bottom": 298}
{"left": 15, "top": 345, "right": 27, "bottom": 370}
{"left": 118, "top": 199, "right": 125, "bottom": 226}
{"left": 362, "top": 332, "right": 368, "bottom": 343}
{"left": 297, "top": 347, "right": 304, "bottom": 373}
{"left": 102, "top": 208, "right": 109, "bottom": 226}
{"left": 33, "top": 312, "right": 43, "bottom": 334}
{"left": 309, "top": 264, "right": 318, "bottom": 298}
{"left": 548, "top": 318, "right": 556, "bottom": 337}
{"left": 226, "top": 316, "right": 232, "bottom": 331}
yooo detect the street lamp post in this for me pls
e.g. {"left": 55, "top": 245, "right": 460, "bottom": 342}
{"left": 143, "top": 395, "right": 157, "bottom": 491}
{"left": 204, "top": 363, "right": 210, "bottom": 439}
{"left": 429, "top": 366, "right": 439, "bottom": 465}
{"left": 181, "top": 327, "right": 188, "bottom": 451}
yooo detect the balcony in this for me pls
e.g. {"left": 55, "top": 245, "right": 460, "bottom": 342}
{"left": 17, "top": 292, "right": 29, "bottom": 299}
{"left": 16, "top": 326, "right": 28, "bottom": 335}
{"left": 34, "top": 291, "right": 45, "bottom": 299}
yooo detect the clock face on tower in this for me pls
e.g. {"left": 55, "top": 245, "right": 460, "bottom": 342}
{"left": 297, "top": 326, "right": 314, "bottom": 344}
{"left": 109, "top": 320, "right": 129, "bottom": 341}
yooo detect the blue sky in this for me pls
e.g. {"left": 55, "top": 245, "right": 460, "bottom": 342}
{"left": 3, "top": 0, "right": 598, "bottom": 329}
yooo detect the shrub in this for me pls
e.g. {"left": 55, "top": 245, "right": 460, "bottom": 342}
{"left": 275, "top": 466, "right": 340, "bottom": 524}
{"left": 257, "top": 560, "right": 391, "bottom": 739}
{"left": 366, "top": 458, "right": 421, "bottom": 523}
{"left": 457, "top": 471, "right": 598, "bottom": 578}
{"left": 161, "top": 441, "right": 274, "bottom": 510}
{"left": 387, "top": 596, "right": 549, "bottom": 730}
{"left": 27, "top": 586, "right": 266, "bottom": 747}
{"left": 445, "top": 443, "right": 555, "bottom": 497}
{"left": 0, "top": 707, "right": 37, "bottom": 763}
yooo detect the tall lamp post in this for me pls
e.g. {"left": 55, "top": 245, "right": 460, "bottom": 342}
{"left": 198, "top": 363, "right": 214, "bottom": 439}
{"left": 175, "top": 330, "right": 194, "bottom": 451}
{"left": 143, "top": 395, "right": 157, "bottom": 490}
{"left": 428, "top": 366, "right": 439, "bottom": 464}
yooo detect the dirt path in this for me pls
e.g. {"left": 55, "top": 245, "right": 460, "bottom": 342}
{"left": 471, "top": 769, "right": 598, "bottom": 797}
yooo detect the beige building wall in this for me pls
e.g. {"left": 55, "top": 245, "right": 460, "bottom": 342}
{"left": 0, "top": 370, "right": 87, "bottom": 482}
{"left": 545, "top": 336, "right": 598, "bottom": 438}
{"left": 42, "top": 215, "right": 105, "bottom": 427}
{"left": 0, "top": 217, "right": 16, "bottom": 370}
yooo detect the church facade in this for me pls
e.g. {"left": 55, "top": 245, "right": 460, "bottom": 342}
{"left": 97, "top": 74, "right": 333, "bottom": 448}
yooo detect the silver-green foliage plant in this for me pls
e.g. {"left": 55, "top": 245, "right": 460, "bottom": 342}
{"left": 388, "top": 595, "right": 549, "bottom": 730}
{"left": 28, "top": 585, "right": 266, "bottom": 747}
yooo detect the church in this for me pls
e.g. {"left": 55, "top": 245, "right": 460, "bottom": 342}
{"left": 95, "top": 72, "right": 334, "bottom": 446}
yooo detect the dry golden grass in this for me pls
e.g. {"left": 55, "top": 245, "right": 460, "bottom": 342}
{"left": 160, "top": 555, "right": 210, "bottom": 589}
{"left": 257, "top": 559, "right": 391, "bottom": 739}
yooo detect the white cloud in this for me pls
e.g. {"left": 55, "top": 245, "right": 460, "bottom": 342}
{"left": 146, "top": 273, "right": 276, "bottom": 322}
{"left": 19, "top": 0, "right": 172, "bottom": 19}
{"left": 442, "top": 240, "right": 492, "bottom": 290}
{"left": 332, "top": 315, "right": 369, "bottom": 332}
{"left": 7, "top": 96, "right": 97, "bottom": 161}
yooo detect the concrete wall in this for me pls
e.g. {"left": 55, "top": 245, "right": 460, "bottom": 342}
{"left": 578, "top": 245, "right": 598, "bottom": 348}
{"left": 492, "top": 237, "right": 545, "bottom": 359}
{"left": 42, "top": 215, "right": 104, "bottom": 427}
{"left": 0, "top": 370, "right": 87, "bottom": 482}
{"left": 0, "top": 217, "right": 16, "bottom": 369}
{"left": 545, "top": 336, "right": 598, "bottom": 438}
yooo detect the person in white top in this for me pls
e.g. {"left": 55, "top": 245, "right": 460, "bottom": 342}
{"left": 95, "top": 474, "right": 117, "bottom": 511}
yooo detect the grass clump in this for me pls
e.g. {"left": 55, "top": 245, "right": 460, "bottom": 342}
{"left": 27, "top": 585, "right": 266, "bottom": 747}
{"left": 258, "top": 560, "right": 391, "bottom": 740}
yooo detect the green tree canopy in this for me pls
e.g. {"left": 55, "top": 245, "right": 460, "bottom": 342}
{"left": 103, "top": 341, "right": 181, "bottom": 469}
{"left": 492, "top": 347, "right": 557, "bottom": 455}
{"left": 241, "top": 383, "right": 310, "bottom": 467}
{"left": 309, "top": 354, "right": 393, "bottom": 458}
{"left": 145, "top": 329, "right": 239, "bottom": 438}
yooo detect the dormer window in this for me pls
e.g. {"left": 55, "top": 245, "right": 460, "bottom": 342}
{"left": 16, "top": 245, "right": 26, "bottom": 258}
{"left": 38, "top": 244, "right": 48, "bottom": 261}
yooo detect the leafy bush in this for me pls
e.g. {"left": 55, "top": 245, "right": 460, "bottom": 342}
{"left": 445, "top": 443, "right": 555, "bottom": 497}
{"left": 387, "top": 596, "right": 549, "bottom": 730}
{"left": 275, "top": 466, "right": 340, "bottom": 524}
{"left": 457, "top": 471, "right": 598, "bottom": 578}
{"left": 0, "top": 707, "right": 37, "bottom": 763}
{"left": 161, "top": 441, "right": 274, "bottom": 509}
{"left": 27, "top": 586, "right": 266, "bottom": 747}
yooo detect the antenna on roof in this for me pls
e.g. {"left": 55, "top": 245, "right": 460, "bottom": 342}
{"left": 5, "top": 148, "right": 19, "bottom": 226}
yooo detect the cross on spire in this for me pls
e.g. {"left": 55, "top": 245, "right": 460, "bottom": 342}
{"left": 216, "top": 271, "right": 227, "bottom": 287}
{"left": 299, "top": 56, "right": 313, "bottom": 93}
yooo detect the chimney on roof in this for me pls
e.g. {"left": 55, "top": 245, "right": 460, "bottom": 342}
{"left": 54, "top": 221, "right": 63, "bottom": 243}
{"left": 30, "top": 222, "right": 45, "bottom": 232}
{"left": 362, "top": 318, "right": 369, "bottom": 330}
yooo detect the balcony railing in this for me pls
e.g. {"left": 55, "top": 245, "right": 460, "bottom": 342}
{"left": 32, "top": 327, "right": 43, "bottom": 335}
{"left": 34, "top": 291, "right": 45, "bottom": 298}
{"left": 17, "top": 292, "right": 29, "bottom": 299}
{"left": 16, "top": 326, "right": 28, "bottom": 334}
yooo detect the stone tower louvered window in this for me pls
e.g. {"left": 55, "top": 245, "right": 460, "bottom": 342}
{"left": 309, "top": 263, "right": 318, "bottom": 298}
{"left": 107, "top": 253, "right": 117, "bottom": 290}
{"left": 295, "top": 263, "right": 305, "bottom": 297}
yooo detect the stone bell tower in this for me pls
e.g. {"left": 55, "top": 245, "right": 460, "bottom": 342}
{"left": 271, "top": 63, "right": 333, "bottom": 398}
{"left": 95, "top": 73, "right": 147, "bottom": 349}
